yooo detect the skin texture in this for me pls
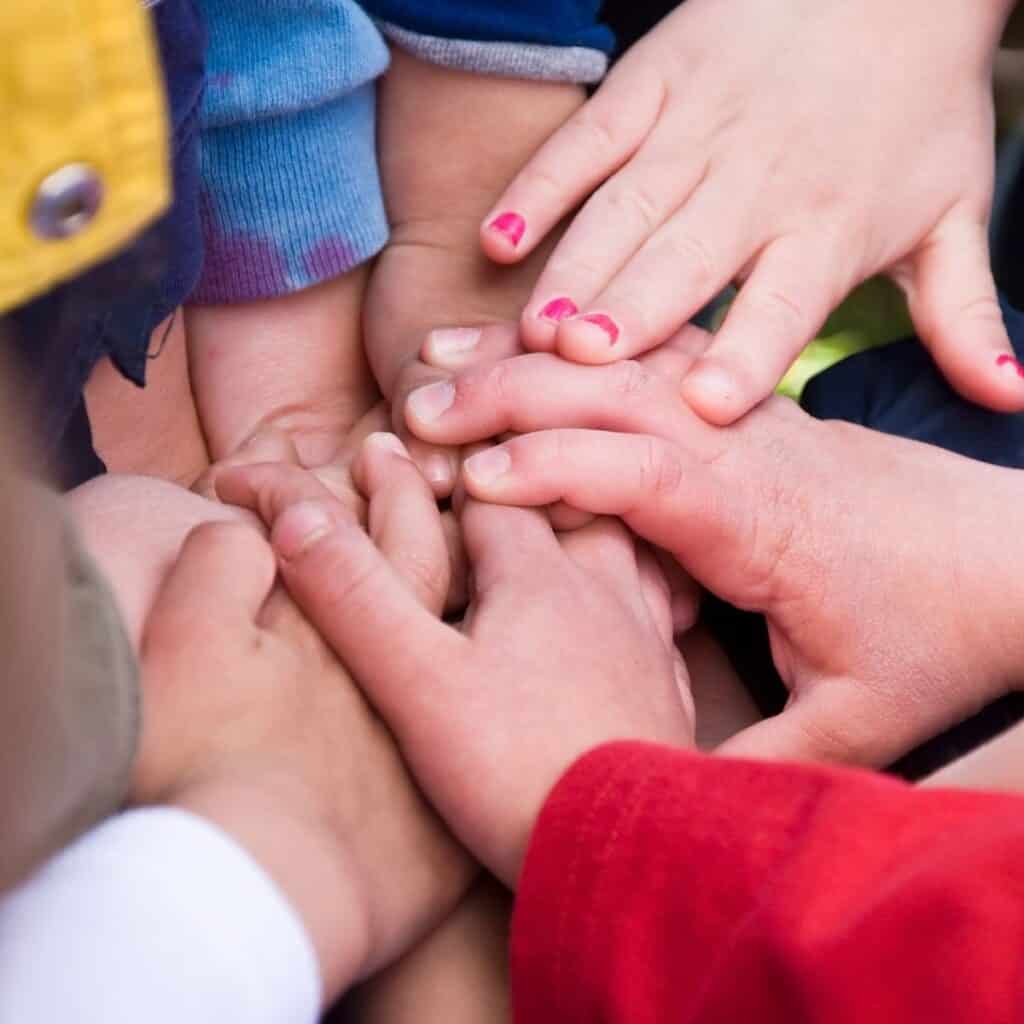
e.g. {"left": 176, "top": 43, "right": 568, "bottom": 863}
{"left": 86, "top": 312, "right": 210, "bottom": 486}
{"left": 220, "top": 436, "right": 695, "bottom": 887}
{"left": 480, "top": 0, "right": 1022, "bottom": 424}
{"left": 72, "top": 451, "right": 474, "bottom": 1006}
{"left": 364, "top": 47, "right": 584, "bottom": 496}
{"left": 186, "top": 267, "right": 375, "bottom": 468}
{"left": 402, "top": 333, "right": 1024, "bottom": 768}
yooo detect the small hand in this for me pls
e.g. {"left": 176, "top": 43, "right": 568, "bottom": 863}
{"left": 482, "top": 0, "right": 1022, "bottom": 423}
{"left": 364, "top": 48, "right": 584, "bottom": 496}
{"left": 235, "top": 437, "right": 693, "bottom": 886}
{"left": 128, "top": 449, "right": 471, "bottom": 1003}
{"left": 403, "top": 337, "right": 1024, "bottom": 768}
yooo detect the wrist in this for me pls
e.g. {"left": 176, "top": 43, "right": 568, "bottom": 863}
{"left": 378, "top": 47, "right": 583, "bottom": 226}
{"left": 171, "top": 773, "right": 372, "bottom": 1003}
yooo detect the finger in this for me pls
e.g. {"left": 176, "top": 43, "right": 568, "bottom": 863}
{"left": 519, "top": 151, "right": 705, "bottom": 351}
{"left": 392, "top": 360, "right": 463, "bottom": 496}
{"left": 552, "top": 175, "right": 755, "bottom": 364}
{"left": 421, "top": 322, "right": 524, "bottom": 373}
{"left": 900, "top": 212, "right": 1024, "bottom": 413}
{"left": 636, "top": 544, "right": 675, "bottom": 646}
{"left": 405, "top": 354, "right": 685, "bottom": 447}
{"left": 639, "top": 322, "right": 715, "bottom": 383}
{"left": 271, "top": 500, "right": 461, "bottom": 721}
{"left": 460, "top": 430, "right": 737, "bottom": 585}
{"left": 460, "top": 496, "right": 562, "bottom": 596}
{"left": 653, "top": 547, "right": 702, "bottom": 633}
{"left": 546, "top": 502, "right": 597, "bottom": 531}
{"left": 216, "top": 461, "right": 359, "bottom": 531}
{"left": 440, "top": 509, "right": 469, "bottom": 616}
{"left": 557, "top": 515, "right": 641, "bottom": 590}
{"left": 479, "top": 57, "right": 666, "bottom": 265}
{"left": 143, "top": 522, "right": 275, "bottom": 651}
{"left": 718, "top": 679, "right": 951, "bottom": 768}
{"left": 351, "top": 433, "right": 450, "bottom": 617}
{"left": 682, "top": 235, "right": 848, "bottom": 424}
{"left": 192, "top": 427, "right": 302, "bottom": 501}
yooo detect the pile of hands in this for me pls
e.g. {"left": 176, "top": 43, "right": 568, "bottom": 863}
{"left": 77, "top": 0, "right": 1024, "bottom": 1004}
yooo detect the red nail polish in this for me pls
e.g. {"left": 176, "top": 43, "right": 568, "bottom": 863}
{"left": 580, "top": 313, "right": 620, "bottom": 345}
{"left": 488, "top": 212, "right": 525, "bottom": 247}
{"left": 996, "top": 353, "right": 1024, "bottom": 379}
{"left": 538, "top": 297, "right": 578, "bottom": 322}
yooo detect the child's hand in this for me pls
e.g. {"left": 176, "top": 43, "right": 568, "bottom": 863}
{"left": 363, "top": 48, "right": 584, "bottom": 496}
{"left": 186, "top": 267, "right": 377, "bottom": 468}
{"left": 403, "top": 339, "right": 1024, "bottom": 770}
{"left": 132, "top": 445, "right": 472, "bottom": 1003}
{"left": 482, "top": 0, "right": 1022, "bottom": 423}
{"left": 239, "top": 437, "right": 694, "bottom": 887}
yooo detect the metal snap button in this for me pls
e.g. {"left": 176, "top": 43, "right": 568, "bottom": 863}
{"left": 30, "top": 163, "right": 105, "bottom": 240}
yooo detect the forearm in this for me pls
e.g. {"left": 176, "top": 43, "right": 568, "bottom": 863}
{"left": 369, "top": 48, "right": 583, "bottom": 393}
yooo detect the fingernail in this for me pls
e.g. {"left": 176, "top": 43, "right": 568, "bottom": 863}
{"left": 464, "top": 447, "right": 511, "bottom": 487}
{"left": 687, "top": 365, "right": 734, "bottom": 400}
{"left": 407, "top": 381, "right": 455, "bottom": 424}
{"left": 367, "top": 432, "right": 410, "bottom": 459}
{"left": 538, "top": 297, "right": 578, "bottom": 323}
{"left": 996, "top": 353, "right": 1024, "bottom": 379}
{"left": 576, "top": 312, "right": 620, "bottom": 345}
{"left": 273, "top": 501, "right": 335, "bottom": 561}
{"left": 488, "top": 212, "right": 525, "bottom": 247}
{"left": 428, "top": 327, "right": 481, "bottom": 358}
{"left": 424, "top": 453, "right": 454, "bottom": 486}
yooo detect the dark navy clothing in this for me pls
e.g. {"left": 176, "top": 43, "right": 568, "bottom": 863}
{"left": 358, "top": 0, "right": 615, "bottom": 53}
{"left": 5, "top": 0, "right": 206, "bottom": 489}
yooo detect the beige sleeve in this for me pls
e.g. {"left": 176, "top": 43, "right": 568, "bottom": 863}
{"left": 0, "top": 347, "right": 138, "bottom": 892}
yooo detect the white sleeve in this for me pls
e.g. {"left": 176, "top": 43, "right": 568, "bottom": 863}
{"left": 0, "top": 808, "right": 321, "bottom": 1023}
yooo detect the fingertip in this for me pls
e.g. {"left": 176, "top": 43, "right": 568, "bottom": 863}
{"left": 519, "top": 308, "right": 560, "bottom": 352}
{"left": 422, "top": 327, "right": 482, "bottom": 369}
{"left": 462, "top": 446, "right": 511, "bottom": 494}
{"left": 679, "top": 362, "right": 751, "bottom": 425}
{"left": 481, "top": 211, "right": 527, "bottom": 264}
{"left": 555, "top": 315, "right": 624, "bottom": 365}
{"left": 271, "top": 500, "right": 339, "bottom": 562}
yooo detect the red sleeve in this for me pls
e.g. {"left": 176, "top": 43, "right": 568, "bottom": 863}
{"left": 511, "top": 741, "right": 1024, "bottom": 1023}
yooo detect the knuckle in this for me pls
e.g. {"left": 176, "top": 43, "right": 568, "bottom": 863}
{"left": 571, "top": 105, "right": 621, "bottom": 156}
{"left": 662, "top": 231, "right": 717, "bottom": 288}
{"left": 601, "top": 180, "right": 664, "bottom": 234}
{"left": 397, "top": 549, "right": 449, "bottom": 607}
{"left": 637, "top": 436, "right": 684, "bottom": 501}
{"left": 748, "top": 287, "right": 810, "bottom": 338}
{"left": 610, "top": 359, "right": 656, "bottom": 402}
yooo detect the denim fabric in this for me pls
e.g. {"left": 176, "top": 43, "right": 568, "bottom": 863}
{"left": 5, "top": 0, "right": 206, "bottom": 489}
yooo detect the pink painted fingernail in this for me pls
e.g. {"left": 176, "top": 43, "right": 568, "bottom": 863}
{"left": 488, "top": 212, "right": 526, "bottom": 247}
{"left": 996, "top": 353, "right": 1024, "bottom": 379}
{"left": 578, "top": 313, "right": 620, "bottom": 345}
{"left": 538, "top": 297, "right": 578, "bottom": 322}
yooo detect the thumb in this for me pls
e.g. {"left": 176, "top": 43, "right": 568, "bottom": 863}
{"left": 900, "top": 212, "right": 1024, "bottom": 413}
{"left": 717, "top": 679, "right": 953, "bottom": 769}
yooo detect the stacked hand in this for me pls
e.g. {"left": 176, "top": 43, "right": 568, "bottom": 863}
{"left": 479, "top": 0, "right": 1023, "bottom": 423}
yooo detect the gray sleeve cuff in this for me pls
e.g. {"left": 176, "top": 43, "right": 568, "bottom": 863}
{"left": 378, "top": 22, "right": 608, "bottom": 83}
